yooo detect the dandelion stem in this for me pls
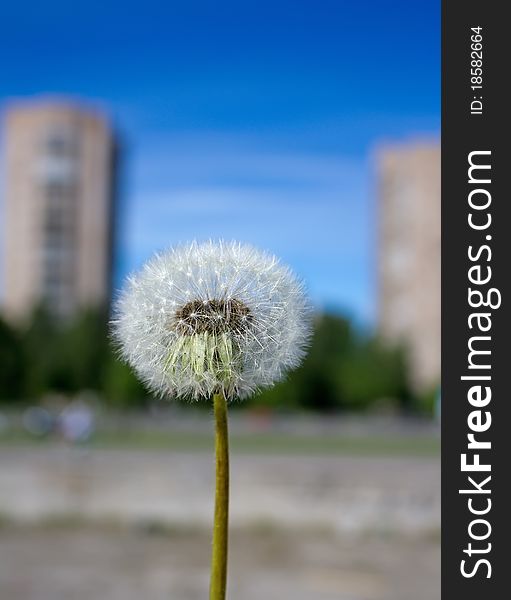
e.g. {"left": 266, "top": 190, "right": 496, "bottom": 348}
{"left": 209, "top": 391, "right": 229, "bottom": 600}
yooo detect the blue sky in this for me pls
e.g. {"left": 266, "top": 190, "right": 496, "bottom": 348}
{"left": 0, "top": 0, "right": 440, "bottom": 324}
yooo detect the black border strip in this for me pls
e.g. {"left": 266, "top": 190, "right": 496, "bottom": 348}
{"left": 442, "top": 0, "right": 508, "bottom": 596}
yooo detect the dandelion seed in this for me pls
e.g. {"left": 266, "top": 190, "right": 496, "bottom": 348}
{"left": 112, "top": 240, "right": 312, "bottom": 401}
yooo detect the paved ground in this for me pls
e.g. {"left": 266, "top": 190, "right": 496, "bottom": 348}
{"left": 0, "top": 444, "right": 440, "bottom": 599}
{"left": 0, "top": 446, "right": 440, "bottom": 534}
{"left": 0, "top": 524, "right": 439, "bottom": 600}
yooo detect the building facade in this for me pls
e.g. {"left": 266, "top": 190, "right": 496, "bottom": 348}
{"left": 2, "top": 100, "right": 117, "bottom": 322}
{"left": 377, "top": 141, "right": 440, "bottom": 393}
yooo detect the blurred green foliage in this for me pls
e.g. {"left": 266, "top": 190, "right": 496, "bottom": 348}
{"left": 0, "top": 306, "right": 145, "bottom": 407}
{"left": 0, "top": 317, "right": 24, "bottom": 399}
{"left": 0, "top": 308, "right": 424, "bottom": 413}
{"left": 247, "top": 314, "right": 415, "bottom": 412}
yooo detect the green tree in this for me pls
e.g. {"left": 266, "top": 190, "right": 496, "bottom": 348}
{"left": 102, "top": 352, "right": 148, "bottom": 408}
{"left": 20, "top": 305, "right": 61, "bottom": 398}
{"left": 253, "top": 314, "right": 356, "bottom": 411}
{"left": 60, "top": 308, "right": 110, "bottom": 391}
{"left": 252, "top": 313, "right": 414, "bottom": 413}
{"left": 0, "top": 316, "right": 25, "bottom": 401}
{"left": 338, "top": 339, "right": 413, "bottom": 411}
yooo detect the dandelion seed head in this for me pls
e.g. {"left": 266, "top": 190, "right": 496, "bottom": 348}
{"left": 112, "top": 240, "right": 312, "bottom": 401}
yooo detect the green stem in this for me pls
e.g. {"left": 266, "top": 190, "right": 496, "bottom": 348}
{"left": 209, "top": 391, "right": 229, "bottom": 600}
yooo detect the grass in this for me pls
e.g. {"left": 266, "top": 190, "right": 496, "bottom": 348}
{"left": 0, "top": 428, "right": 439, "bottom": 457}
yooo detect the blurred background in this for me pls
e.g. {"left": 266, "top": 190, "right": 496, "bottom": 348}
{"left": 0, "top": 1, "right": 440, "bottom": 599}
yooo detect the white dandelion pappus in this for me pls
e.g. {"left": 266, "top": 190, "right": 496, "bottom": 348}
{"left": 112, "top": 240, "right": 312, "bottom": 401}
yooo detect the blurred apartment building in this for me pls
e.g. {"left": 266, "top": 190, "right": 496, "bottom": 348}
{"left": 377, "top": 141, "right": 440, "bottom": 393}
{"left": 1, "top": 100, "right": 117, "bottom": 323}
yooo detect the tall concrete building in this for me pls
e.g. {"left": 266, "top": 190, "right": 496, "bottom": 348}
{"left": 2, "top": 100, "right": 117, "bottom": 322}
{"left": 377, "top": 141, "right": 440, "bottom": 393}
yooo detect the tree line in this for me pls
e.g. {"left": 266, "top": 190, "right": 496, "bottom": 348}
{"left": 0, "top": 307, "right": 432, "bottom": 413}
